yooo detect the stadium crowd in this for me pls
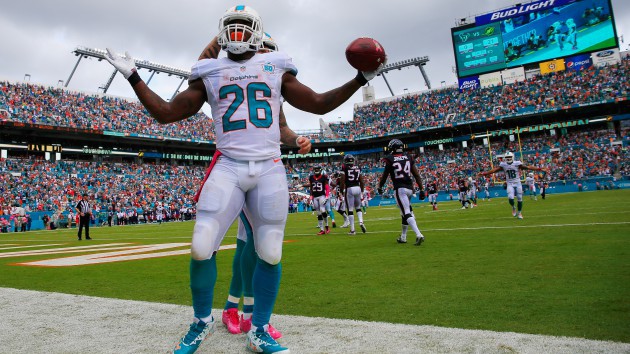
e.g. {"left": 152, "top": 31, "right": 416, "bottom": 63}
{"left": 0, "top": 82, "right": 215, "bottom": 141}
{"left": 1, "top": 58, "right": 628, "bottom": 142}
{"left": 0, "top": 159, "right": 203, "bottom": 229}
{"left": 0, "top": 125, "right": 626, "bottom": 231}
{"left": 287, "top": 128, "right": 628, "bottom": 196}
{"left": 329, "top": 57, "right": 630, "bottom": 139}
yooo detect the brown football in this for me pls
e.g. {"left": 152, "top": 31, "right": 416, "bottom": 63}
{"left": 345, "top": 37, "right": 387, "bottom": 72}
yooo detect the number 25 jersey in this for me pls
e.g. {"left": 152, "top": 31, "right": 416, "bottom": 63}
{"left": 190, "top": 52, "right": 298, "bottom": 161}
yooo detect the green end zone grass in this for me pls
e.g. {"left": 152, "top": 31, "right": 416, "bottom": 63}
{"left": 1, "top": 190, "right": 629, "bottom": 342}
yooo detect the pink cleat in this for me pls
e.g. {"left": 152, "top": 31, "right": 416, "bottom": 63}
{"left": 239, "top": 315, "right": 282, "bottom": 340}
{"left": 222, "top": 308, "right": 241, "bottom": 334}
{"left": 240, "top": 314, "right": 252, "bottom": 333}
{"left": 268, "top": 323, "right": 283, "bottom": 340}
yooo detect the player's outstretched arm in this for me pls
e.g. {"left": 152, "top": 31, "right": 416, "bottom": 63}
{"left": 522, "top": 164, "right": 547, "bottom": 173}
{"left": 105, "top": 48, "right": 207, "bottom": 124}
{"left": 479, "top": 166, "right": 502, "bottom": 176}
{"left": 279, "top": 107, "right": 311, "bottom": 154}
{"left": 281, "top": 73, "right": 363, "bottom": 115}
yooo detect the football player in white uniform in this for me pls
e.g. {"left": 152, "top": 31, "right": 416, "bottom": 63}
{"left": 199, "top": 33, "right": 300, "bottom": 341}
{"left": 156, "top": 202, "right": 164, "bottom": 224}
{"left": 479, "top": 152, "right": 546, "bottom": 219}
{"left": 467, "top": 177, "right": 478, "bottom": 207}
{"left": 326, "top": 173, "right": 337, "bottom": 228}
{"left": 525, "top": 172, "right": 538, "bottom": 200}
{"left": 105, "top": 5, "right": 383, "bottom": 354}
{"left": 483, "top": 180, "right": 491, "bottom": 201}
{"left": 361, "top": 188, "right": 370, "bottom": 214}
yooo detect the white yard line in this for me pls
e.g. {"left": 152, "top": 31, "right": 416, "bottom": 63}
{"left": 0, "top": 287, "right": 627, "bottom": 354}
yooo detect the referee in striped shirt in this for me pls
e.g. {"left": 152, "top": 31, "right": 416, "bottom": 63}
{"left": 75, "top": 193, "right": 92, "bottom": 240}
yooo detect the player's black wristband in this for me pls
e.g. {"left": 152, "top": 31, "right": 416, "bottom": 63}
{"left": 128, "top": 71, "right": 142, "bottom": 87}
{"left": 354, "top": 71, "right": 368, "bottom": 86}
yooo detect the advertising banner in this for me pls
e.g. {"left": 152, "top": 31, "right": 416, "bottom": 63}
{"left": 591, "top": 48, "right": 621, "bottom": 67}
{"left": 565, "top": 53, "right": 592, "bottom": 71}
{"left": 479, "top": 71, "right": 502, "bottom": 88}
{"left": 539, "top": 59, "right": 566, "bottom": 75}
{"left": 501, "top": 67, "right": 525, "bottom": 84}
{"left": 458, "top": 76, "right": 480, "bottom": 91}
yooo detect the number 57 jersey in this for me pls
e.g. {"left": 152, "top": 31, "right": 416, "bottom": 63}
{"left": 190, "top": 52, "right": 298, "bottom": 161}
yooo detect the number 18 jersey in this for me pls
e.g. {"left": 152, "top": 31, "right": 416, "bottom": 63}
{"left": 190, "top": 52, "right": 298, "bottom": 161}
{"left": 500, "top": 160, "right": 523, "bottom": 184}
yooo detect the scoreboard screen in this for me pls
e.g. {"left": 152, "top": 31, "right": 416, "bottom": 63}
{"left": 451, "top": 0, "right": 618, "bottom": 78}
{"left": 452, "top": 22, "right": 506, "bottom": 77}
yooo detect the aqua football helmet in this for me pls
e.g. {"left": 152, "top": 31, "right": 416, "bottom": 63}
{"left": 261, "top": 32, "right": 278, "bottom": 52}
{"left": 504, "top": 151, "right": 514, "bottom": 164}
{"left": 217, "top": 5, "right": 263, "bottom": 54}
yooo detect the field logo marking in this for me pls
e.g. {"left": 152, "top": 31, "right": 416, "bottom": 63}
{"left": 0, "top": 243, "right": 134, "bottom": 259}
{"left": 10, "top": 243, "right": 238, "bottom": 267}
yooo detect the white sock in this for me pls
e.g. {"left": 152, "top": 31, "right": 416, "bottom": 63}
{"left": 197, "top": 315, "right": 213, "bottom": 324}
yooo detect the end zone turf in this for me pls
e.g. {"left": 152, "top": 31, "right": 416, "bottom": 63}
{"left": 1, "top": 287, "right": 628, "bottom": 353}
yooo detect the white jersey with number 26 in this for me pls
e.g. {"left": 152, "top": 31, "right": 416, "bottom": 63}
{"left": 189, "top": 52, "right": 298, "bottom": 161}
{"left": 500, "top": 160, "right": 523, "bottom": 184}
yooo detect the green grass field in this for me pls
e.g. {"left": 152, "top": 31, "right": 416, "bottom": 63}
{"left": 1, "top": 190, "right": 629, "bottom": 343}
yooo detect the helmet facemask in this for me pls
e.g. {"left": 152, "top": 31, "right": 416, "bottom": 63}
{"left": 218, "top": 6, "right": 263, "bottom": 55}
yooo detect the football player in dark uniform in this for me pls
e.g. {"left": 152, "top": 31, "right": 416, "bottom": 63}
{"left": 457, "top": 175, "right": 470, "bottom": 209}
{"left": 377, "top": 139, "right": 426, "bottom": 246}
{"left": 330, "top": 172, "right": 349, "bottom": 227}
{"left": 309, "top": 166, "right": 330, "bottom": 235}
{"left": 339, "top": 154, "right": 366, "bottom": 235}
{"left": 427, "top": 181, "right": 439, "bottom": 211}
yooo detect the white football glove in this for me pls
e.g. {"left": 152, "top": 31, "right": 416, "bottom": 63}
{"left": 105, "top": 48, "right": 137, "bottom": 79}
{"left": 361, "top": 62, "right": 385, "bottom": 81}
{"left": 355, "top": 60, "right": 386, "bottom": 86}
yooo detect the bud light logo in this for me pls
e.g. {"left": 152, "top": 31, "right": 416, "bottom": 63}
{"left": 461, "top": 80, "right": 478, "bottom": 89}
{"left": 458, "top": 77, "right": 480, "bottom": 91}
{"left": 475, "top": 0, "right": 568, "bottom": 25}
{"left": 596, "top": 50, "right": 615, "bottom": 58}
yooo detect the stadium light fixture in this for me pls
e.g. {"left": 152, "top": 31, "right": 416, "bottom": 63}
{"left": 378, "top": 56, "right": 432, "bottom": 93}
{"left": 67, "top": 46, "right": 191, "bottom": 90}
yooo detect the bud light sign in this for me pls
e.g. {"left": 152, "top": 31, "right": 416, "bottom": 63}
{"left": 458, "top": 76, "right": 480, "bottom": 91}
{"left": 565, "top": 54, "right": 591, "bottom": 71}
